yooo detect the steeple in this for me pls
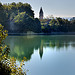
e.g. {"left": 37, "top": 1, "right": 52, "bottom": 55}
{"left": 39, "top": 7, "right": 44, "bottom": 20}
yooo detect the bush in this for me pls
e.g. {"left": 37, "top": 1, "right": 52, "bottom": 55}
{"left": 0, "top": 24, "right": 27, "bottom": 75}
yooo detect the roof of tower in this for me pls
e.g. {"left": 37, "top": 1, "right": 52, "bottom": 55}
{"left": 39, "top": 7, "right": 43, "bottom": 13}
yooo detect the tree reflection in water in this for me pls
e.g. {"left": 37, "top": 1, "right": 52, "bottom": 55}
{"left": 5, "top": 35, "right": 75, "bottom": 61}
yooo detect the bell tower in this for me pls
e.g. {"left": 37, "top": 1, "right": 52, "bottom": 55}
{"left": 39, "top": 7, "right": 44, "bottom": 20}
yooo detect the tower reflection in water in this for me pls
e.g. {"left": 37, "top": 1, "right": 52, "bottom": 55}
{"left": 5, "top": 35, "right": 75, "bottom": 61}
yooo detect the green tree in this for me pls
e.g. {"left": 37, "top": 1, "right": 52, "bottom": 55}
{"left": 14, "top": 12, "right": 41, "bottom": 33}
{"left": 0, "top": 3, "right": 7, "bottom": 26}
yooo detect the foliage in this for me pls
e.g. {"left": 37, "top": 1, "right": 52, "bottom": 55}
{"left": 0, "top": 3, "right": 8, "bottom": 26}
{"left": 0, "top": 24, "right": 27, "bottom": 75}
{"left": 13, "top": 12, "right": 41, "bottom": 33}
{"left": 0, "top": 2, "right": 42, "bottom": 33}
{"left": 0, "top": 24, "right": 8, "bottom": 43}
{"left": 3, "top": 2, "right": 34, "bottom": 18}
{"left": 1, "top": 2, "right": 75, "bottom": 33}
{"left": 41, "top": 17, "right": 73, "bottom": 33}
{"left": 0, "top": 2, "right": 34, "bottom": 30}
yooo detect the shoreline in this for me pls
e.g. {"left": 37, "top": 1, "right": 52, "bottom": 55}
{"left": 8, "top": 32, "right": 75, "bottom": 36}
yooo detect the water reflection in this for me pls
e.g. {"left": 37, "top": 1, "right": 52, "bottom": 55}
{"left": 5, "top": 35, "right": 75, "bottom": 60}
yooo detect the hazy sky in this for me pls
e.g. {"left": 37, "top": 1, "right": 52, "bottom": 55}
{"left": 0, "top": 0, "right": 75, "bottom": 18}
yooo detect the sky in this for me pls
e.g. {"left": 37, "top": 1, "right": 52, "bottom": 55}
{"left": 0, "top": 0, "right": 75, "bottom": 18}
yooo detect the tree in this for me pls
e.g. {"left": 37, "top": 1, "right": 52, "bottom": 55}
{"left": 0, "top": 3, "right": 7, "bottom": 26}
{"left": 14, "top": 12, "right": 41, "bottom": 33}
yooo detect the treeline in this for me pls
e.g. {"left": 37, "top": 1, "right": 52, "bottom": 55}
{"left": 0, "top": 2, "right": 41, "bottom": 33}
{"left": 41, "top": 18, "right": 75, "bottom": 33}
{"left": 0, "top": 2, "right": 75, "bottom": 33}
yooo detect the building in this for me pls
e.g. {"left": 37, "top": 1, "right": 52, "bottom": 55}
{"left": 39, "top": 7, "right": 44, "bottom": 20}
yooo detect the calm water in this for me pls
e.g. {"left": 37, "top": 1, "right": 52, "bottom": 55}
{"left": 5, "top": 35, "right": 75, "bottom": 75}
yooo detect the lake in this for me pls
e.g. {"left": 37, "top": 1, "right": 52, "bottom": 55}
{"left": 5, "top": 35, "right": 75, "bottom": 75}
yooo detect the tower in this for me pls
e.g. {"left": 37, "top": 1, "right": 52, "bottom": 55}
{"left": 39, "top": 7, "right": 44, "bottom": 20}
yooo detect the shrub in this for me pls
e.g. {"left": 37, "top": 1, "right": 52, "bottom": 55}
{"left": 0, "top": 24, "right": 27, "bottom": 75}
